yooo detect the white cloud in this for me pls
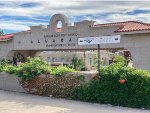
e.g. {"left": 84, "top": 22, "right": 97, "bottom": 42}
{"left": 0, "top": 22, "right": 30, "bottom": 31}
{"left": 0, "top": 1, "right": 150, "bottom": 17}
{"left": 0, "top": 20, "right": 48, "bottom": 31}
{"left": 0, "top": 1, "right": 150, "bottom": 32}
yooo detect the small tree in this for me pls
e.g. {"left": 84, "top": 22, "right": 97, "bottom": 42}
{"left": 111, "top": 54, "right": 126, "bottom": 66}
{"left": 0, "top": 29, "right": 4, "bottom": 36}
{"left": 93, "top": 54, "right": 104, "bottom": 67}
{"left": 71, "top": 55, "right": 78, "bottom": 70}
{"left": 71, "top": 55, "right": 85, "bottom": 71}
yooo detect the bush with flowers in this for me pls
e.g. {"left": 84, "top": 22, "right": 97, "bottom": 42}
{"left": 16, "top": 57, "right": 52, "bottom": 80}
{"left": 15, "top": 57, "right": 76, "bottom": 80}
{"left": 13, "top": 57, "right": 80, "bottom": 97}
{"left": 70, "top": 56, "right": 150, "bottom": 109}
{"left": 0, "top": 57, "right": 75, "bottom": 78}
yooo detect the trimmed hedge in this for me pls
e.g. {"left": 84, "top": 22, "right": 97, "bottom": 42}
{"left": 70, "top": 64, "right": 150, "bottom": 109}
{"left": 19, "top": 75, "right": 83, "bottom": 97}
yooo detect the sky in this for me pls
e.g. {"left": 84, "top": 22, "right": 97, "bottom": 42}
{"left": 0, "top": 0, "right": 150, "bottom": 34}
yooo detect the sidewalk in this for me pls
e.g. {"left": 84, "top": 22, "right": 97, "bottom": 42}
{"left": 0, "top": 90, "right": 149, "bottom": 113}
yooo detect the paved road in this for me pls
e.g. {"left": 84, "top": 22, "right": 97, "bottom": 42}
{"left": 0, "top": 90, "right": 149, "bottom": 113}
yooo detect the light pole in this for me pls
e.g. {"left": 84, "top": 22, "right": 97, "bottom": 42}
{"left": 98, "top": 44, "right": 100, "bottom": 76}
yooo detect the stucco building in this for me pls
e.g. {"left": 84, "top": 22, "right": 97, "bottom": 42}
{"left": 0, "top": 14, "right": 150, "bottom": 70}
{"left": 36, "top": 50, "right": 110, "bottom": 70}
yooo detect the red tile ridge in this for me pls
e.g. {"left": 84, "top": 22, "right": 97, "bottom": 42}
{"left": 93, "top": 21, "right": 150, "bottom": 33}
{"left": 0, "top": 34, "right": 14, "bottom": 40}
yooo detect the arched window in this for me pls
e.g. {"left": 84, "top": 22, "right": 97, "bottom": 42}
{"left": 56, "top": 20, "right": 62, "bottom": 32}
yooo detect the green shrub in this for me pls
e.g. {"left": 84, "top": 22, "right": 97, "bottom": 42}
{"left": 0, "top": 65, "right": 3, "bottom": 72}
{"left": 51, "top": 66, "right": 75, "bottom": 77}
{"left": 0, "top": 58, "right": 12, "bottom": 66}
{"left": 71, "top": 55, "right": 86, "bottom": 71}
{"left": 112, "top": 54, "right": 126, "bottom": 65}
{"left": 4, "top": 65, "right": 17, "bottom": 74}
{"left": 42, "top": 75, "right": 83, "bottom": 97}
{"left": 16, "top": 57, "right": 52, "bottom": 80}
{"left": 0, "top": 58, "right": 12, "bottom": 72}
{"left": 15, "top": 57, "right": 75, "bottom": 80}
{"left": 19, "top": 74, "right": 84, "bottom": 97}
{"left": 70, "top": 65, "right": 150, "bottom": 109}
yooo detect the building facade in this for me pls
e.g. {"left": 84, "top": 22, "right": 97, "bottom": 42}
{"left": 36, "top": 50, "right": 110, "bottom": 70}
{"left": 0, "top": 14, "right": 150, "bottom": 70}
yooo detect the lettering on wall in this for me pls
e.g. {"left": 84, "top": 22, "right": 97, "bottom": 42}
{"left": 44, "top": 33, "right": 78, "bottom": 38}
{"left": 45, "top": 39, "right": 48, "bottom": 43}
{"left": 43, "top": 33, "right": 78, "bottom": 47}
{"left": 46, "top": 43, "right": 76, "bottom": 47}
{"left": 29, "top": 33, "right": 78, "bottom": 48}
{"left": 69, "top": 38, "right": 72, "bottom": 42}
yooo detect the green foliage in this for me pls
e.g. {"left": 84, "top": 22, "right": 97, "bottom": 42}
{"left": 14, "top": 57, "right": 75, "bottom": 80}
{"left": 71, "top": 65, "right": 150, "bottom": 109}
{"left": 19, "top": 74, "right": 84, "bottom": 97}
{"left": 112, "top": 55, "right": 126, "bottom": 66}
{"left": 1, "top": 57, "right": 150, "bottom": 109}
{"left": 0, "top": 29, "right": 4, "bottom": 36}
{"left": 51, "top": 66, "right": 75, "bottom": 77}
{"left": 0, "top": 59, "right": 13, "bottom": 72}
{"left": 0, "top": 65, "right": 3, "bottom": 72}
{"left": 3, "top": 65, "right": 17, "bottom": 74}
{"left": 16, "top": 57, "right": 52, "bottom": 80}
{"left": 0, "top": 57, "right": 76, "bottom": 80}
{"left": 0, "top": 58, "right": 11, "bottom": 66}
{"left": 93, "top": 54, "right": 104, "bottom": 67}
{"left": 71, "top": 55, "right": 78, "bottom": 69}
{"left": 41, "top": 75, "right": 83, "bottom": 97}
{"left": 71, "top": 55, "right": 86, "bottom": 71}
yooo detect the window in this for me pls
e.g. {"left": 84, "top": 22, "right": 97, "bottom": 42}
{"left": 47, "top": 57, "right": 52, "bottom": 62}
{"left": 61, "top": 58, "right": 64, "bottom": 62}
{"left": 56, "top": 20, "right": 62, "bottom": 32}
{"left": 52, "top": 58, "right": 55, "bottom": 62}
{"left": 90, "top": 58, "right": 93, "bottom": 66}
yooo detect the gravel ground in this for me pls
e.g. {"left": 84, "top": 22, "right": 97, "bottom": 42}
{"left": 0, "top": 90, "right": 149, "bottom": 113}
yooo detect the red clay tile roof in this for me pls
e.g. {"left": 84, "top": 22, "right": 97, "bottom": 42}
{"left": 0, "top": 34, "right": 14, "bottom": 40}
{"left": 0, "top": 30, "right": 31, "bottom": 41}
{"left": 93, "top": 21, "right": 150, "bottom": 32}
